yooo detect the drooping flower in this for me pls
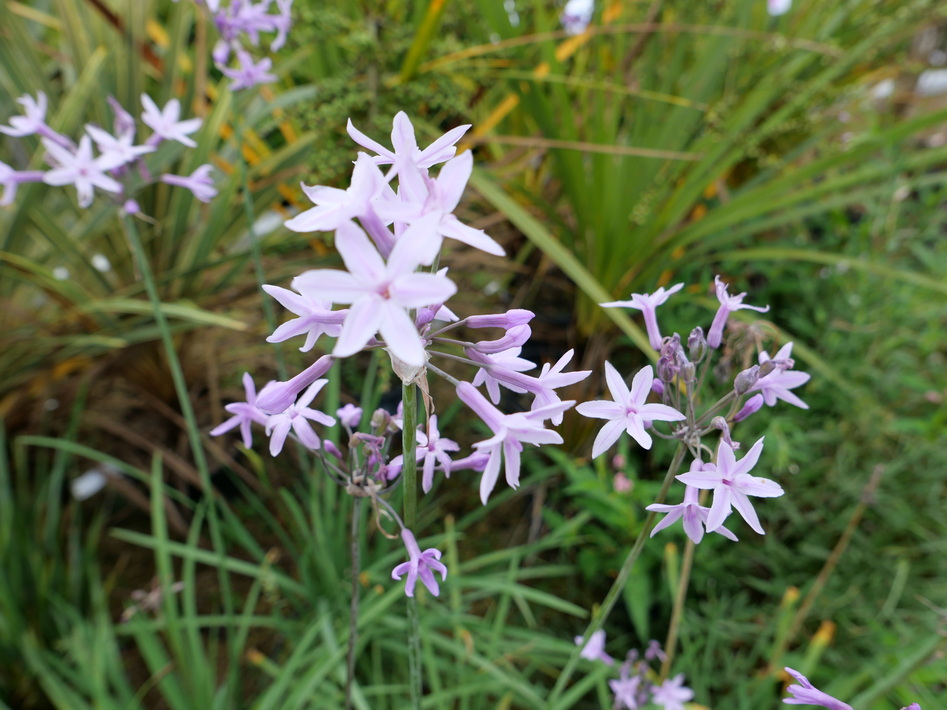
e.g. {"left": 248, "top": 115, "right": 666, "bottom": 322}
{"left": 391, "top": 528, "right": 447, "bottom": 597}
{"left": 706, "top": 275, "right": 770, "bottom": 348}
{"left": 651, "top": 674, "right": 694, "bottom": 710}
{"left": 750, "top": 342, "right": 810, "bottom": 409}
{"left": 141, "top": 95, "right": 202, "bottom": 147}
{"left": 576, "top": 363, "right": 686, "bottom": 456}
{"left": 292, "top": 221, "right": 454, "bottom": 367}
{"left": 574, "top": 629, "right": 614, "bottom": 665}
{"left": 457, "top": 381, "right": 573, "bottom": 504}
{"left": 782, "top": 668, "right": 853, "bottom": 710}
{"left": 601, "top": 283, "right": 684, "bottom": 351}
{"left": 646, "top": 480, "right": 739, "bottom": 544}
{"left": 675, "top": 437, "right": 783, "bottom": 534}
{"left": 160, "top": 164, "right": 218, "bottom": 203}
{"left": 209, "top": 372, "right": 269, "bottom": 447}
{"left": 41, "top": 135, "right": 122, "bottom": 208}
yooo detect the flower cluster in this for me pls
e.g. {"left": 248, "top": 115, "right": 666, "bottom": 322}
{"left": 575, "top": 634, "right": 694, "bottom": 710}
{"left": 782, "top": 667, "right": 921, "bottom": 710}
{"left": 583, "top": 276, "right": 811, "bottom": 541}
{"left": 211, "top": 112, "right": 590, "bottom": 596}
{"left": 0, "top": 92, "right": 213, "bottom": 209}
{"left": 181, "top": 0, "right": 292, "bottom": 91}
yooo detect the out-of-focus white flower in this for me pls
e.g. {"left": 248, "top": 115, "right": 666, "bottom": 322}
{"left": 561, "top": 0, "right": 594, "bottom": 35}
{"left": 767, "top": 0, "right": 792, "bottom": 16}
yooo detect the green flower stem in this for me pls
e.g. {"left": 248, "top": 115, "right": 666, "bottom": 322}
{"left": 547, "top": 443, "right": 688, "bottom": 707}
{"left": 346, "top": 498, "right": 362, "bottom": 710}
{"left": 401, "top": 379, "right": 422, "bottom": 708}
{"left": 660, "top": 532, "right": 696, "bottom": 681}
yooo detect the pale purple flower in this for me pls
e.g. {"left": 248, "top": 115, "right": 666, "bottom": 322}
{"left": 42, "top": 135, "right": 122, "bottom": 208}
{"left": 457, "top": 381, "right": 573, "bottom": 504}
{"left": 468, "top": 346, "right": 538, "bottom": 404}
{"left": 610, "top": 673, "right": 642, "bottom": 709}
{"left": 473, "top": 323, "right": 532, "bottom": 354}
{"left": 601, "top": 283, "right": 684, "bottom": 351}
{"left": 576, "top": 363, "right": 686, "bottom": 456}
{"left": 284, "top": 152, "right": 389, "bottom": 234}
{"left": 85, "top": 124, "right": 154, "bottom": 169}
{"left": 269, "top": 0, "right": 293, "bottom": 51}
{"left": 221, "top": 49, "right": 278, "bottom": 90}
{"left": 141, "top": 95, "right": 202, "bottom": 147}
{"left": 574, "top": 629, "right": 614, "bottom": 665}
{"left": 750, "top": 342, "right": 810, "bottom": 409}
{"left": 262, "top": 283, "right": 347, "bottom": 351}
{"left": 336, "top": 403, "right": 363, "bottom": 429}
{"left": 676, "top": 437, "right": 783, "bottom": 535}
{"left": 209, "top": 372, "right": 269, "bottom": 447}
{"left": 264, "top": 379, "right": 335, "bottom": 455}
{"left": 292, "top": 220, "right": 455, "bottom": 367}
{"left": 782, "top": 668, "right": 853, "bottom": 710}
{"left": 561, "top": 0, "right": 594, "bottom": 35}
{"left": 734, "top": 393, "right": 765, "bottom": 422}
{"left": 346, "top": 111, "right": 470, "bottom": 197}
{"left": 651, "top": 674, "right": 694, "bottom": 710}
{"left": 707, "top": 275, "right": 770, "bottom": 348}
{"left": 160, "top": 164, "right": 218, "bottom": 202}
{"left": 255, "top": 354, "right": 335, "bottom": 413}
{"left": 647, "top": 480, "right": 739, "bottom": 544}
{"left": 374, "top": 150, "right": 505, "bottom": 257}
{"left": 900, "top": 704, "right": 922, "bottom": 710}
{"left": 390, "top": 415, "right": 460, "bottom": 493}
{"left": 391, "top": 528, "right": 447, "bottom": 597}
{"left": 531, "top": 349, "right": 592, "bottom": 424}
{"left": 466, "top": 309, "right": 534, "bottom": 329}
{"left": 0, "top": 161, "right": 44, "bottom": 206}
{"left": 768, "top": 0, "right": 792, "bottom": 16}
{"left": 0, "top": 92, "right": 48, "bottom": 137}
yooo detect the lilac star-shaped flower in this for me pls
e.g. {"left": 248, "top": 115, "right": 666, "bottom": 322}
{"left": 391, "top": 528, "right": 447, "bottom": 597}
{"left": 609, "top": 673, "right": 642, "bottom": 709}
{"left": 782, "top": 668, "right": 853, "bottom": 710}
{"left": 221, "top": 50, "right": 278, "bottom": 91}
{"left": 468, "top": 346, "right": 538, "bottom": 404}
{"left": 42, "top": 135, "right": 122, "bottom": 208}
{"left": 292, "top": 220, "right": 455, "bottom": 367}
{"left": 85, "top": 124, "right": 154, "bottom": 170}
{"left": 601, "top": 282, "right": 684, "bottom": 351}
{"left": 390, "top": 414, "right": 460, "bottom": 493}
{"left": 262, "top": 283, "right": 347, "bottom": 352}
{"left": 576, "top": 363, "right": 685, "bottom": 457}
{"left": 457, "top": 381, "right": 573, "bottom": 504}
{"left": 264, "top": 379, "right": 336, "bottom": 455}
{"left": 141, "top": 95, "right": 202, "bottom": 148}
{"left": 646, "top": 479, "right": 739, "bottom": 544}
{"left": 750, "top": 342, "right": 810, "bottom": 409}
{"left": 706, "top": 275, "right": 770, "bottom": 348}
{"left": 651, "top": 674, "right": 694, "bottom": 710}
{"left": 161, "top": 164, "right": 218, "bottom": 203}
{"left": 0, "top": 92, "right": 48, "bottom": 137}
{"left": 676, "top": 437, "right": 783, "bottom": 535}
{"left": 209, "top": 372, "right": 269, "bottom": 448}
{"left": 531, "top": 349, "right": 592, "bottom": 424}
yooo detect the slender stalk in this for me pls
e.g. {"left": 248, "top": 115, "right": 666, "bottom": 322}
{"left": 660, "top": 534, "right": 696, "bottom": 680}
{"left": 346, "top": 498, "right": 362, "bottom": 710}
{"left": 547, "top": 444, "right": 688, "bottom": 705}
{"left": 401, "top": 380, "right": 422, "bottom": 708}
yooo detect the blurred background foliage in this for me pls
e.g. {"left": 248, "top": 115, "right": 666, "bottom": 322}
{"left": 0, "top": 0, "right": 945, "bottom": 708}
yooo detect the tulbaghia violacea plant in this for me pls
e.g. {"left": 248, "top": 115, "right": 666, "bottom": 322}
{"left": 179, "top": 0, "right": 292, "bottom": 91}
{"left": 210, "top": 111, "right": 589, "bottom": 604}
{"left": 782, "top": 667, "right": 922, "bottom": 710}
{"left": 0, "top": 91, "right": 215, "bottom": 210}
{"left": 558, "top": 277, "right": 811, "bottom": 707}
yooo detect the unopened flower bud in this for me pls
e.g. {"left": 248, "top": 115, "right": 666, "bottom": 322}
{"left": 758, "top": 360, "right": 777, "bottom": 378}
{"left": 651, "top": 378, "right": 665, "bottom": 397}
{"left": 255, "top": 355, "right": 334, "bottom": 413}
{"left": 474, "top": 324, "right": 531, "bottom": 354}
{"left": 466, "top": 309, "right": 535, "bottom": 329}
{"left": 687, "top": 327, "right": 707, "bottom": 363}
{"left": 734, "top": 365, "right": 760, "bottom": 395}
{"left": 336, "top": 403, "right": 363, "bottom": 429}
{"left": 324, "top": 440, "right": 343, "bottom": 460}
{"left": 679, "top": 361, "right": 696, "bottom": 383}
{"left": 370, "top": 408, "right": 391, "bottom": 432}
{"left": 733, "top": 393, "right": 764, "bottom": 422}
{"left": 657, "top": 356, "right": 677, "bottom": 383}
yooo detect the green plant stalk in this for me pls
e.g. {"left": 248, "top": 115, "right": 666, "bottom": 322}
{"left": 121, "top": 213, "right": 236, "bottom": 670}
{"left": 401, "top": 379, "right": 422, "bottom": 708}
{"left": 346, "top": 498, "right": 362, "bottom": 710}
{"left": 660, "top": 534, "right": 696, "bottom": 681}
{"left": 547, "top": 443, "right": 688, "bottom": 707}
